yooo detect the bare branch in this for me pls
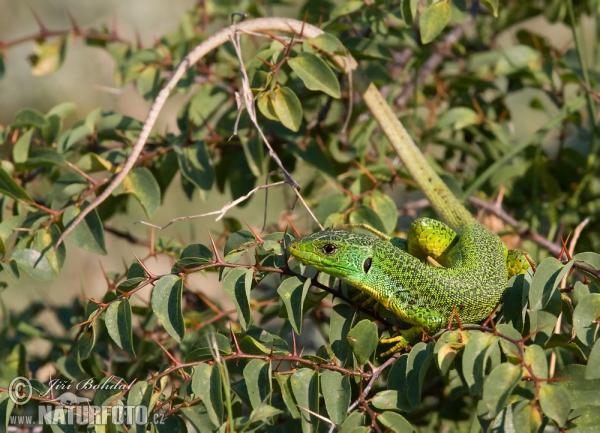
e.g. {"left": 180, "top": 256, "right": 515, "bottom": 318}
{"left": 137, "top": 181, "right": 286, "bottom": 230}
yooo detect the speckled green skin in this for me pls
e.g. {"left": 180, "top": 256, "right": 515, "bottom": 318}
{"left": 289, "top": 220, "right": 509, "bottom": 335}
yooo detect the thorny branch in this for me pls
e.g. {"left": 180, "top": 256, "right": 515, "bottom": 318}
{"left": 56, "top": 17, "right": 333, "bottom": 248}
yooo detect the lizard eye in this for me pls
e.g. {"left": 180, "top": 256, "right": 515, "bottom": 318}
{"left": 363, "top": 257, "right": 372, "bottom": 273}
{"left": 322, "top": 244, "right": 337, "bottom": 255}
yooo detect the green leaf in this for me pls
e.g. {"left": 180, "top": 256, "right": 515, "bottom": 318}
{"left": 12, "top": 248, "right": 57, "bottom": 281}
{"left": 529, "top": 257, "right": 566, "bottom": 311}
{"left": 273, "top": 86, "right": 303, "bottom": 132}
{"left": 33, "top": 225, "right": 66, "bottom": 275}
{"left": 388, "top": 354, "right": 409, "bottom": 392}
{"left": 329, "top": 1, "right": 364, "bottom": 21}
{"left": 377, "top": 412, "right": 415, "bottom": 432}
{"left": 0, "top": 394, "right": 15, "bottom": 433}
{"left": 482, "top": 363, "right": 523, "bottom": 417}
{"left": 185, "top": 333, "right": 232, "bottom": 362}
{"left": 257, "top": 92, "right": 280, "bottom": 121}
{"left": 339, "top": 412, "right": 365, "bottom": 433}
{"left": 117, "top": 167, "right": 161, "bottom": 218}
{"left": 495, "top": 324, "right": 521, "bottom": 361}
{"left": 557, "top": 365, "right": 600, "bottom": 409}
{"left": 321, "top": 370, "right": 350, "bottom": 425}
{"left": 347, "top": 319, "right": 378, "bottom": 365}
{"left": 63, "top": 201, "right": 107, "bottom": 254}
{"left": 277, "top": 277, "right": 311, "bottom": 334}
{"left": 274, "top": 372, "right": 301, "bottom": 419}
{"left": 13, "top": 129, "right": 33, "bottom": 164}
{"left": 480, "top": 0, "right": 499, "bottom": 16}
{"left": 137, "top": 66, "right": 162, "bottom": 100}
{"left": 586, "top": 340, "right": 600, "bottom": 379}
{"left": 288, "top": 52, "right": 341, "bottom": 98}
{"left": 539, "top": 383, "right": 571, "bottom": 427}
{"left": 330, "top": 304, "right": 356, "bottom": 367}
{"left": 77, "top": 318, "right": 98, "bottom": 360}
{"left": 0, "top": 53, "right": 5, "bottom": 81}
{"left": 406, "top": 342, "right": 434, "bottom": 408}
{"left": 495, "top": 45, "right": 542, "bottom": 75}
{"left": 462, "top": 331, "right": 497, "bottom": 395}
{"left": 365, "top": 193, "right": 398, "bottom": 234}
{"left": 29, "top": 37, "right": 69, "bottom": 76}
{"left": 349, "top": 206, "right": 387, "bottom": 234}
{"left": 244, "top": 359, "right": 272, "bottom": 410}
{"left": 47, "top": 102, "right": 77, "bottom": 119}
{"left": 419, "top": 2, "right": 451, "bottom": 45}
{"left": 568, "top": 405, "right": 600, "bottom": 431}
{"left": 573, "top": 294, "right": 600, "bottom": 347}
{"left": 12, "top": 108, "right": 50, "bottom": 129}
{"left": 180, "top": 404, "right": 216, "bottom": 433}
{"left": 105, "top": 299, "right": 135, "bottom": 355}
{"left": 372, "top": 390, "right": 412, "bottom": 412}
{"left": 290, "top": 369, "right": 319, "bottom": 433}
{"left": 523, "top": 344, "right": 548, "bottom": 380}
{"left": 0, "top": 167, "right": 32, "bottom": 201}
{"left": 192, "top": 364, "right": 223, "bottom": 427}
{"left": 438, "top": 107, "right": 480, "bottom": 130}
{"left": 222, "top": 267, "right": 253, "bottom": 330}
{"left": 151, "top": 275, "right": 185, "bottom": 343}
{"left": 173, "top": 243, "right": 213, "bottom": 271}
{"left": 238, "top": 327, "right": 289, "bottom": 355}
{"left": 303, "top": 34, "right": 342, "bottom": 54}
{"left": 173, "top": 141, "right": 214, "bottom": 197}
{"left": 56, "top": 123, "right": 91, "bottom": 152}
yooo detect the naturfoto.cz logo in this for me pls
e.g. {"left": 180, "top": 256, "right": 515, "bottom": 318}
{"left": 7, "top": 376, "right": 163, "bottom": 427}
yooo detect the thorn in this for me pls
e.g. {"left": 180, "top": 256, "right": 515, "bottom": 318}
{"left": 354, "top": 160, "right": 378, "bottom": 185}
{"left": 75, "top": 294, "right": 104, "bottom": 306}
{"left": 256, "top": 56, "right": 276, "bottom": 69}
{"left": 519, "top": 326, "right": 548, "bottom": 344}
{"left": 560, "top": 232, "right": 572, "bottom": 261}
{"left": 111, "top": 13, "right": 119, "bottom": 39}
{"left": 207, "top": 231, "right": 222, "bottom": 263}
{"left": 285, "top": 215, "right": 301, "bottom": 238}
{"left": 134, "top": 28, "right": 143, "bottom": 49}
{"left": 153, "top": 337, "right": 181, "bottom": 366}
{"left": 244, "top": 220, "right": 264, "bottom": 243}
{"left": 292, "top": 329, "right": 298, "bottom": 357}
{"left": 65, "top": 9, "right": 81, "bottom": 35}
{"left": 522, "top": 250, "right": 537, "bottom": 272}
{"left": 131, "top": 251, "right": 156, "bottom": 279}
{"left": 28, "top": 6, "right": 48, "bottom": 34}
{"left": 71, "top": 318, "right": 93, "bottom": 329}
{"left": 482, "top": 304, "right": 501, "bottom": 329}
{"left": 230, "top": 322, "right": 242, "bottom": 354}
{"left": 150, "top": 227, "right": 155, "bottom": 257}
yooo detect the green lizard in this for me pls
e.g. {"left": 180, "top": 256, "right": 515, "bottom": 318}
{"left": 289, "top": 217, "right": 530, "bottom": 355}
{"left": 287, "top": 67, "right": 531, "bottom": 355}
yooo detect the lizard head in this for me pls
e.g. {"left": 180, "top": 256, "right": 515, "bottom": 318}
{"left": 288, "top": 229, "right": 376, "bottom": 283}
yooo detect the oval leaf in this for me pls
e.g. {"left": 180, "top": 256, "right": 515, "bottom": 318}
{"left": 277, "top": 277, "right": 310, "bottom": 334}
{"left": 63, "top": 201, "right": 107, "bottom": 255}
{"left": 539, "top": 383, "right": 571, "bottom": 427}
{"left": 105, "top": 299, "right": 135, "bottom": 356}
{"left": 151, "top": 274, "right": 185, "bottom": 343}
{"left": 321, "top": 370, "right": 350, "bottom": 424}
{"left": 419, "top": 2, "right": 451, "bottom": 44}
{"left": 347, "top": 319, "right": 378, "bottom": 365}
{"left": 288, "top": 52, "right": 341, "bottom": 98}
{"left": 273, "top": 86, "right": 303, "bottom": 132}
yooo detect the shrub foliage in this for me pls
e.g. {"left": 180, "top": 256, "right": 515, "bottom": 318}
{"left": 1, "top": 1, "right": 599, "bottom": 432}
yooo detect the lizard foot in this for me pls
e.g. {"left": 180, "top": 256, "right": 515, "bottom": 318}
{"left": 379, "top": 326, "right": 423, "bottom": 356}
